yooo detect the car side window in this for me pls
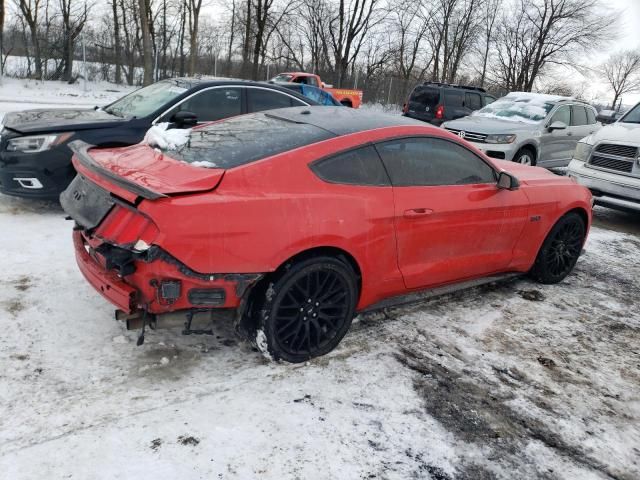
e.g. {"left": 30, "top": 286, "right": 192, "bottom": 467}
{"left": 247, "top": 88, "right": 305, "bottom": 112}
{"left": 586, "top": 107, "right": 597, "bottom": 125}
{"left": 173, "top": 88, "right": 241, "bottom": 122}
{"left": 311, "top": 146, "right": 390, "bottom": 186}
{"left": 483, "top": 95, "right": 496, "bottom": 106}
{"left": 571, "top": 105, "right": 588, "bottom": 126}
{"left": 550, "top": 105, "right": 571, "bottom": 125}
{"left": 465, "top": 92, "right": 482, "bottom": 110}
{"left": 375, "top": 137, "right": 496, "bottom": 187}
{"left": 444, "top": 90, "right": 464, "bottom": 107}
{"left": 306, "top": 76, "right": 319, "bottom": 87}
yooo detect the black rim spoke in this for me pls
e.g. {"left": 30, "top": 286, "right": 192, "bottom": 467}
{"left": 546, "top": 219, "right": 584, "bottom": 276}
{"left": 272, "top": 267, "right": 350, "bottom": 357}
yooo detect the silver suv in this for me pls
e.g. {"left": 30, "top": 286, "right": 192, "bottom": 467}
{"left": 568, "top": 103, "right": 640, "bottom": 212}
{"left": 442, "top": 92, "right": 600, "bottom": 168}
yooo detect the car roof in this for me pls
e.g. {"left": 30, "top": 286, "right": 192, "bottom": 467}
{"left": 165, "top": 77, "right": 300, "bottom": 89}
{"left": 264, "top": 106, "right": 426, "bottom": 136}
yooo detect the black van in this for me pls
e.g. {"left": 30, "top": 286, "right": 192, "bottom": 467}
{"left": 402, "top": 82, "right": 496, "bottom": 126}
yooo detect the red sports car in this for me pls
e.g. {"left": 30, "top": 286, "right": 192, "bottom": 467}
{"left": 61, "top": 107, "right": 592, "bottom": 362}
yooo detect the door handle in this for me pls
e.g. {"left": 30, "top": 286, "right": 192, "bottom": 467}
{"left": 404, "top": 208, "right": 434, "bottom": 218}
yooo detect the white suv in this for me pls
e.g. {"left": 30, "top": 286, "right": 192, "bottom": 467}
{"left": 568, "top": 104, "right": 640, "bottom": 212}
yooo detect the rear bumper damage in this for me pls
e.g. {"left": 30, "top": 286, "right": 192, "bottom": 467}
{"left": 73, "top": 230, "right": 264, "bottom": 318}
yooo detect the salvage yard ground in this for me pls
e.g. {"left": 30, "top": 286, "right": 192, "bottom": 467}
{"left": 0, "top": 84, "right": 639, "bottom": 479}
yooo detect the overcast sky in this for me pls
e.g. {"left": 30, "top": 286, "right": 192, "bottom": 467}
{"left": 583, "top": 0, "right": 640, "bottom": 106}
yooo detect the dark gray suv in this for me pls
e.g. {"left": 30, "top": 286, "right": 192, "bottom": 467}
{"left": 402, "top": 82, "right": 496, "bottom": 126}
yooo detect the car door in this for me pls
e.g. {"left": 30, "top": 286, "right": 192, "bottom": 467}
{"left": 539, "top": 105, "right": 573, "bottom": 166}
{"left": 444, "top": 89, "right": 469, "bottom": 120}
{"left": 375, "top": 137, "right": 530, "bottom": 289}
{"left": 246, "top": 87, "right": 308, "bottom": 113}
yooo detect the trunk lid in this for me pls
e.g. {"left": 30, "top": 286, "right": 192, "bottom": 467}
{"left": 68, "top": 140, "right": 225, "bottom": 202}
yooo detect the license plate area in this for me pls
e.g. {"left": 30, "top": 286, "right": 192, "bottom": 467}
{"left": 61, "top": 174, "right": 114, "bottom": 229}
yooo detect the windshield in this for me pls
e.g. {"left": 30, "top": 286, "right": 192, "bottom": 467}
{"left": 105, "top": 81, "right": 188, "bottom": 118}
{"left": 473, "top": 97, "right": 556, "bottom": 123}
{"left": 619, "top": 103, "right": 640, "bottom": 123}
{"left": 271, "top": 74, "right": 294, "bottom": 83}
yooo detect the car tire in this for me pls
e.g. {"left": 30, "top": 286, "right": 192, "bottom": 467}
{"left": 529, "top": 212, "right": 586, "bottom": 284}
{"left": 514, "top": 147, "right": 536, "bottom": 166}
{"left": 252, "top": 256, "right": 358, "bottom": 363}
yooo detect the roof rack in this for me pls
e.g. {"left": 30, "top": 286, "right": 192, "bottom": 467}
{"left": 422, "top": 81, "right": 487, "bottom": 93}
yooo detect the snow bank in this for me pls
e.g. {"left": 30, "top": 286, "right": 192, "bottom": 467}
{"left": 143, "top": 123, "right": 191, "bottom": 150}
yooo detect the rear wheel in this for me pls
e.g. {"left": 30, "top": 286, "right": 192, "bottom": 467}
{"left": 514, "top": 147, "right": 536, "bottom": 166}
{"left": 340, "top": 99, "right": 353, "bottom": 108}
{"left": 253, "top": 256, "right": 358, "bottom": 363}
{"left": 529, "top": 212, "right": 586, "bottom": 284}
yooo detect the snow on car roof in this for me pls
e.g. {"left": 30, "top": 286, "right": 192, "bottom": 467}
{"left": 472, "top": 92, "right": 573, "bottom": 124}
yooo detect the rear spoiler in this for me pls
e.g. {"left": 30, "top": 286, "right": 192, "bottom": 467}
{"left": 69, "top": 140, "right": 168, "bottom": 200}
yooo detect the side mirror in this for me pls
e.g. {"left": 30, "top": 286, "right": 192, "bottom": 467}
{"left": 548, "top": 121, "right": 567, "bottom": 132}
{"left": 497, "top": 171, "right": 520, "bottom": 190}
{"left": 171, "top": 111, "right": 198, "bottom": 128}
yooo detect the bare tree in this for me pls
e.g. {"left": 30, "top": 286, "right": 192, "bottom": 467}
{"left": 478, "top": 0, "right": 501, "bottom": 87}
{"left": 494, "top": 0, "right": 615, "bottom": 92}
{"left": 14, "top": 0, "right": 43, "bottom": 79}
{"left": 187, "top": 0, "right": 202, "bottom": 75}
{"left": 59, "top": 0, "right": 88, "bottom": 82}
{"left": 0, "top": 0, "right": 5, "bottom": 80}
{"left": 328, "top": 0, "right": 382, "bottom": 87}
{"left": 138, "top": 0, "right": 153, "bottom": 84}
{"left": 602, "top": 50, "right": 640, "bottom": 109}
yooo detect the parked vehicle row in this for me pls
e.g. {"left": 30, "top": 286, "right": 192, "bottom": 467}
{"left": 0, "top": 77, "right": 604, "bottom": 363}
{"left": 271, "top": 72, "right": 363, "bottom": 108}
{"left": 0, "top": 78, "right": 328, "bottom": 199}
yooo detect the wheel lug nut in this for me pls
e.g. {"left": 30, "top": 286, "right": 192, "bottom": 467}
{"left": 300, "top": 307, "right": 304, "bottom": 311}
{"left": 307, "top": 299, "right": 312, "bottom": 303}
{"left": 315, "top": 302, "right": 319, "bottom": 306}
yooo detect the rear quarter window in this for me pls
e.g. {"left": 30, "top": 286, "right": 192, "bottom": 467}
{"left": 311, "top": 146, "right": 390, "bottom": 186}
{"left": 444, "top": 90, "right": 464, "bottom": 107}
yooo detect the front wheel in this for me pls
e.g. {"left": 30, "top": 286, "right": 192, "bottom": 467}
{"left": 529, "top": 212, "right": 586, "bottom": 284}
{"left": 514, "top": 147, "right": 536, "bottom": 166}
{"left": 253, "top": 256, "right": 358, "bottom": 363}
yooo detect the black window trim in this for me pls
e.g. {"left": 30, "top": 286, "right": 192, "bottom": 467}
{"left": 309, "top": 142, "right": 392, "bottom": 187}
{"left": 372, "top": 134, "right": 499, "bottom": 187}
{"left": 153, "top": 85, "right": 310, "bottom": 125}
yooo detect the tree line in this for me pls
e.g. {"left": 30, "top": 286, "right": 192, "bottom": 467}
{"left": 0, "top": 0, "right": 634, "bottom": 106}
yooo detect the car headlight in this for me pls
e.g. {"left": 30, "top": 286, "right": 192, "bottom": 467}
{"left": 573, "top": 141, "right": 593, "bottom": 163}
{"left": 485, "top": 134, "right": 516, "bottom": 144}
{"left": 6, "top": 132, "right": 74, "bottom": 153}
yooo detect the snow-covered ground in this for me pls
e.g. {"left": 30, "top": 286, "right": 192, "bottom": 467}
{"left": 0, "top": 83, "right": 639, "bottom": 480}
{"left": 0, "top": 77, "right": 136, "bottom": 120}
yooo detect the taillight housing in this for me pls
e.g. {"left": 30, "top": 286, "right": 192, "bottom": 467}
{"left": 94, "top": 205, "right": 159, "bottom": 248}
{"left": 435, "top": 105, "right": 445, "bottom": 120}
{"left": 402, "top": 103, "right": 408, "bottom": 114}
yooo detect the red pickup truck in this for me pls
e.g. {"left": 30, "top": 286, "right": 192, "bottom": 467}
{"left": 272, "top": 72, "right": 363, "bottom": 108}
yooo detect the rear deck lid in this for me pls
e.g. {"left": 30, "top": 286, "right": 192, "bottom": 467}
{"left": 69, "top": 140, "right": 225, "bottom": 201}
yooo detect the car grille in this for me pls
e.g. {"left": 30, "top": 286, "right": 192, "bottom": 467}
{"left": 588, "top": 142, "right": 638, "bottom": 175}
{"left": 589, "top": 155, "right": 634, "bottom": 173}
{"left": 594, "top": 143, "right": 638, "bottom": 158}
{"left": 445, "top": 128, "right": 488, "bottom": 143}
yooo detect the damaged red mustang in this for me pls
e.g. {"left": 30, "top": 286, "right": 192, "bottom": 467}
{"left": 61, "top": 106, "right": 592, "bottom": 362}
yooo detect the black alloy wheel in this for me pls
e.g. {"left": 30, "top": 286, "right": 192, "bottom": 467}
{"left": 254, "top": 256, "right": 358, "bottom": 363}
{"left": 530, "top": 212, "right": 586, "bottom": 284}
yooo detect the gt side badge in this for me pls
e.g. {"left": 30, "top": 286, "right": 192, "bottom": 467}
{"left": 530, "top": 215, "right": 542, "bottom": 222}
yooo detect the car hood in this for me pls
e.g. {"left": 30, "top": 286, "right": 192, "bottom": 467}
{"left": 587, "top": 122, "right": 640, "bottom": 144}
{"left": 494, "top": 160, "right": 571, "bottom": 186}
{"left": 443, "top": 115, "right": 539, "bottom": 134}
{"left": 1, "top": 108, "right": 127, "bottom": 134}
{"left": 69, "top": 141, "right": 225, "bottom": 202}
